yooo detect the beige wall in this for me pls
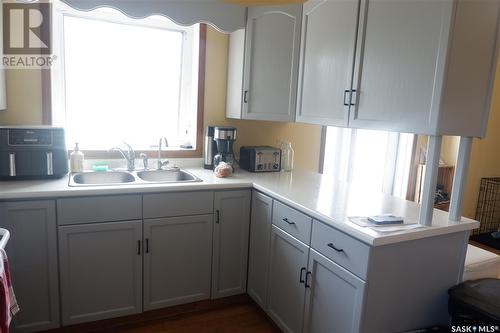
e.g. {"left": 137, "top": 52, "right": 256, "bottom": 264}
{"left": 0, "top": 69, "right": 43, "bottom": 125}
{"left": 440, "top": 136, "right": 460, "bottom": 166}
{"left": 461, "top": 58, "right": 500, "bottom": 218}
{"left": 415, "top": 135, "right": 459, "bottom": 167}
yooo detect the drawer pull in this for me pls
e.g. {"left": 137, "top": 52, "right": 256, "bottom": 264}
{"left": 327, "top": 243, "right": 344, "bottom": 253}
{"left": 299, "top": 267, "right": 306, "bottom": 284}
{"left": 283, "top": 217, "right": 295, "bottom": 225}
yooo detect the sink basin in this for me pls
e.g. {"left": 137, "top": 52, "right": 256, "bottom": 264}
{"left": 71, "top": 171, "right": 135, "bottom": 186}
{"left": 69, "top": 169, "right": 201, "bottom": 187}
{"left": 136, "top": 169, "right": 201, "bottom": 183}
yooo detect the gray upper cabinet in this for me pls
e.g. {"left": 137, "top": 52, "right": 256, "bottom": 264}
{"left": 296, "top": 0, "right": 500, "bottom": 137}
{"left": 247, "top": 191, "right": 273, "bottom": 310}
{"left": 267, "top": 225, "right": 309, "bottom": 333}
{"left": 350, "top": 0, "right": 500, "bottom": 136}
{"left": 296, "top": 0, "right": 359, "bottom": 126}
{"left": 58, "top": 220, "right": 143, "bottom": 326}
{"left": 212, "top": 190, "right": 251, "bottom": 299}
{"left": 350, "top": 0, "right": 500, "bottom": 137}
{"left": 351, "top": 0, "right": 452, "bottom": 134}
{"left": 143, "top": 215, "right": 213, "bottom": 311}
{"left": 226, "top": 4, "right": 302, "bottom": 122}
{"left": 0, "top": 201, "right": 60, "bottom": 333}
{"left": 302, "top": 249, "right": 366, "bottom": 333}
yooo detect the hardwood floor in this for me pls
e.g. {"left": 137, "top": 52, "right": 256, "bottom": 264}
{"left": 44, "top": 295, "right": 281, "bottom": 333}
{"left": 469, "top": 240, "right": 500, "bottom": 255}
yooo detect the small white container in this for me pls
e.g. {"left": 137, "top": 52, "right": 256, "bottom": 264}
{"left": 70, "top": 143, "right": 84, "bottom": 173}
{"left": 281, "top": 141, "right": 294, "bottom": 172}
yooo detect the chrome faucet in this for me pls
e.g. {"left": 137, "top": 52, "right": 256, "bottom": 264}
{"left": 110, "top": 142, "right": 135, "bottom": 171}
{"left": 157, "top": 137, "right": 170, "bottom": 170}
{"left": 140, "top": 153, "right": 149, "bottom": 170}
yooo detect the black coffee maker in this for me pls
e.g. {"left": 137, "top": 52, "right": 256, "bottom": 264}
{"left": 213, "top": 127, "right": 237, "bottom": 170}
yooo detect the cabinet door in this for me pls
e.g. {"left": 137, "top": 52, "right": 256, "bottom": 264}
{"left": 350, "top": 0, "right": 454, "bottom": 133}
{"left": 267, "top": 225, "right": 309, "bottom": 333}
{"left": 303, "top": 249, "right": 366, "bottom": 333}
{"left": 247, "top": 191, "right": 273, "bottom": 310}
{"left": 0, "top": 201, "right": 59, "bottom": 333}
{"left": 212, "top": 190, "right": 251, "bottom": 298}
{"left": 58, "top": 220, "right": 142, "bottom": 325}
{"left": 296, "top": 0, "right": 359, "bottom": 126}
{"left": 143, "top": 215, "right": 213, "bottom": 311}
{"left": 243, "top": 5, "right": 302, "bottom": 122}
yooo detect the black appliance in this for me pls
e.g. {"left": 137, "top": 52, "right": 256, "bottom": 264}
{"left": 0, "top": 127, "right": 68, "bottom": 179}
{"left": 240, "top": 146, "right": 281, "bottom": 172}
{"left": 204, "top": 126, "right": 218, "bottom": 170}
{"left": 213, "top": 127, "right": 237, "bottom": 170}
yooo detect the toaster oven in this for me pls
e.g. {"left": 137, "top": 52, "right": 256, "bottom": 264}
{"left": 240, "top": 146, "right": 281, "bottom": 172}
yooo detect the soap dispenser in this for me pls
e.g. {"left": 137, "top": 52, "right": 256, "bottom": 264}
{"left": 70, "top": 142, "right": 84, "bottom": 173}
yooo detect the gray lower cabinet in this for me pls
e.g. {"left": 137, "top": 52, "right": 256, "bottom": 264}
{"left": 212, "top": 190, "right": 251, "bottom": 298}
{"left": 0, "top": 201, "right": 60, "bottom": 333}
{"left": 303, "top": 249, "right": 366, "bottom": 333}
{"left": 143, "top": 215, "right": 213, "bottom": 310}
{"left": 267, "top": 225, "right": 309, "bottom": 333}
{"left": 247, "top": 191, "right": 272, "bottom": 310}
{"left": 58, "top": 220, "right": 143, "bottom": 326}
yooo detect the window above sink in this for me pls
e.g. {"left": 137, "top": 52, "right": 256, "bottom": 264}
{"left": 50, "top": 1, "right": 205, "bottom": 158}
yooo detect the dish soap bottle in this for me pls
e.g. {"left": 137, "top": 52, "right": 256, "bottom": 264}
{"left": 281, "top": 141, "right": 294, "bottom": 172}
{"left": 70, "top": 143, "right": 84, "bottom": 173}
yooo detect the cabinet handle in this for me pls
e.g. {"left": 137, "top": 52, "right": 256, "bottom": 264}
{"left": 145, "top": 238, "right": 149, "bottom": 254}
{"left": 305, "top": 271, "right": 312, "bottom": 288}
{"left": 350, "top": 89, "right": 357, "bottom": 106}
{"left": 282, "top": 217, "right": 295, "bottom": 225}
{"left": 216, "top": 210, "right": 220, "bottom": 224}
{"left": 137, "top": 240, "right": 141, "bottom": 256}
{"left": 327, "top": 242, "right": 345, "bottom": 253}
{"left": 299, "top": 267, "right": 306, "bottom": 284}
{"left": 343, "top": 90, "right": 350, "bottom": 106}
{"left": 244, "top": 90, "right": 248, "bottom": 103}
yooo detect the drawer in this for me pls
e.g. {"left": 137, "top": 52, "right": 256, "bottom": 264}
{"left": 311, "top": 220, "right": 370, "bottom": 279}
{"left": 143, "top": 191, "right": 214, "bottom": 218}
{"left": 57, "top": 195, "right": 142, "bottom": 225}
{"left": 272, "top": 201, "right": 312, "bottom": 244}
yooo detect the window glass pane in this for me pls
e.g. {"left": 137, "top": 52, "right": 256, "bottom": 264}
{"left": 323, "top": 127, "right": 414, "bottom": 197}
{"left": 62, "top": 15, "right": 188, "bottom": 150}
{"left": 349, "top": 129, "right": 391, "bottom": 191}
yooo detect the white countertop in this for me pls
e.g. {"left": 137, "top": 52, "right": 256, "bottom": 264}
{"left": 0, "top": 168, "right": 478, "bottom": 246}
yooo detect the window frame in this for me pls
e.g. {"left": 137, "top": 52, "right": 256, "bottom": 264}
{"left": 44, "top": 6, "right": 206, "bottom": 159}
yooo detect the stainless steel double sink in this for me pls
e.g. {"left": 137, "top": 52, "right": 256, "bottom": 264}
{"left": 69, "top": 169, "right": 202, "bottom": 187}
